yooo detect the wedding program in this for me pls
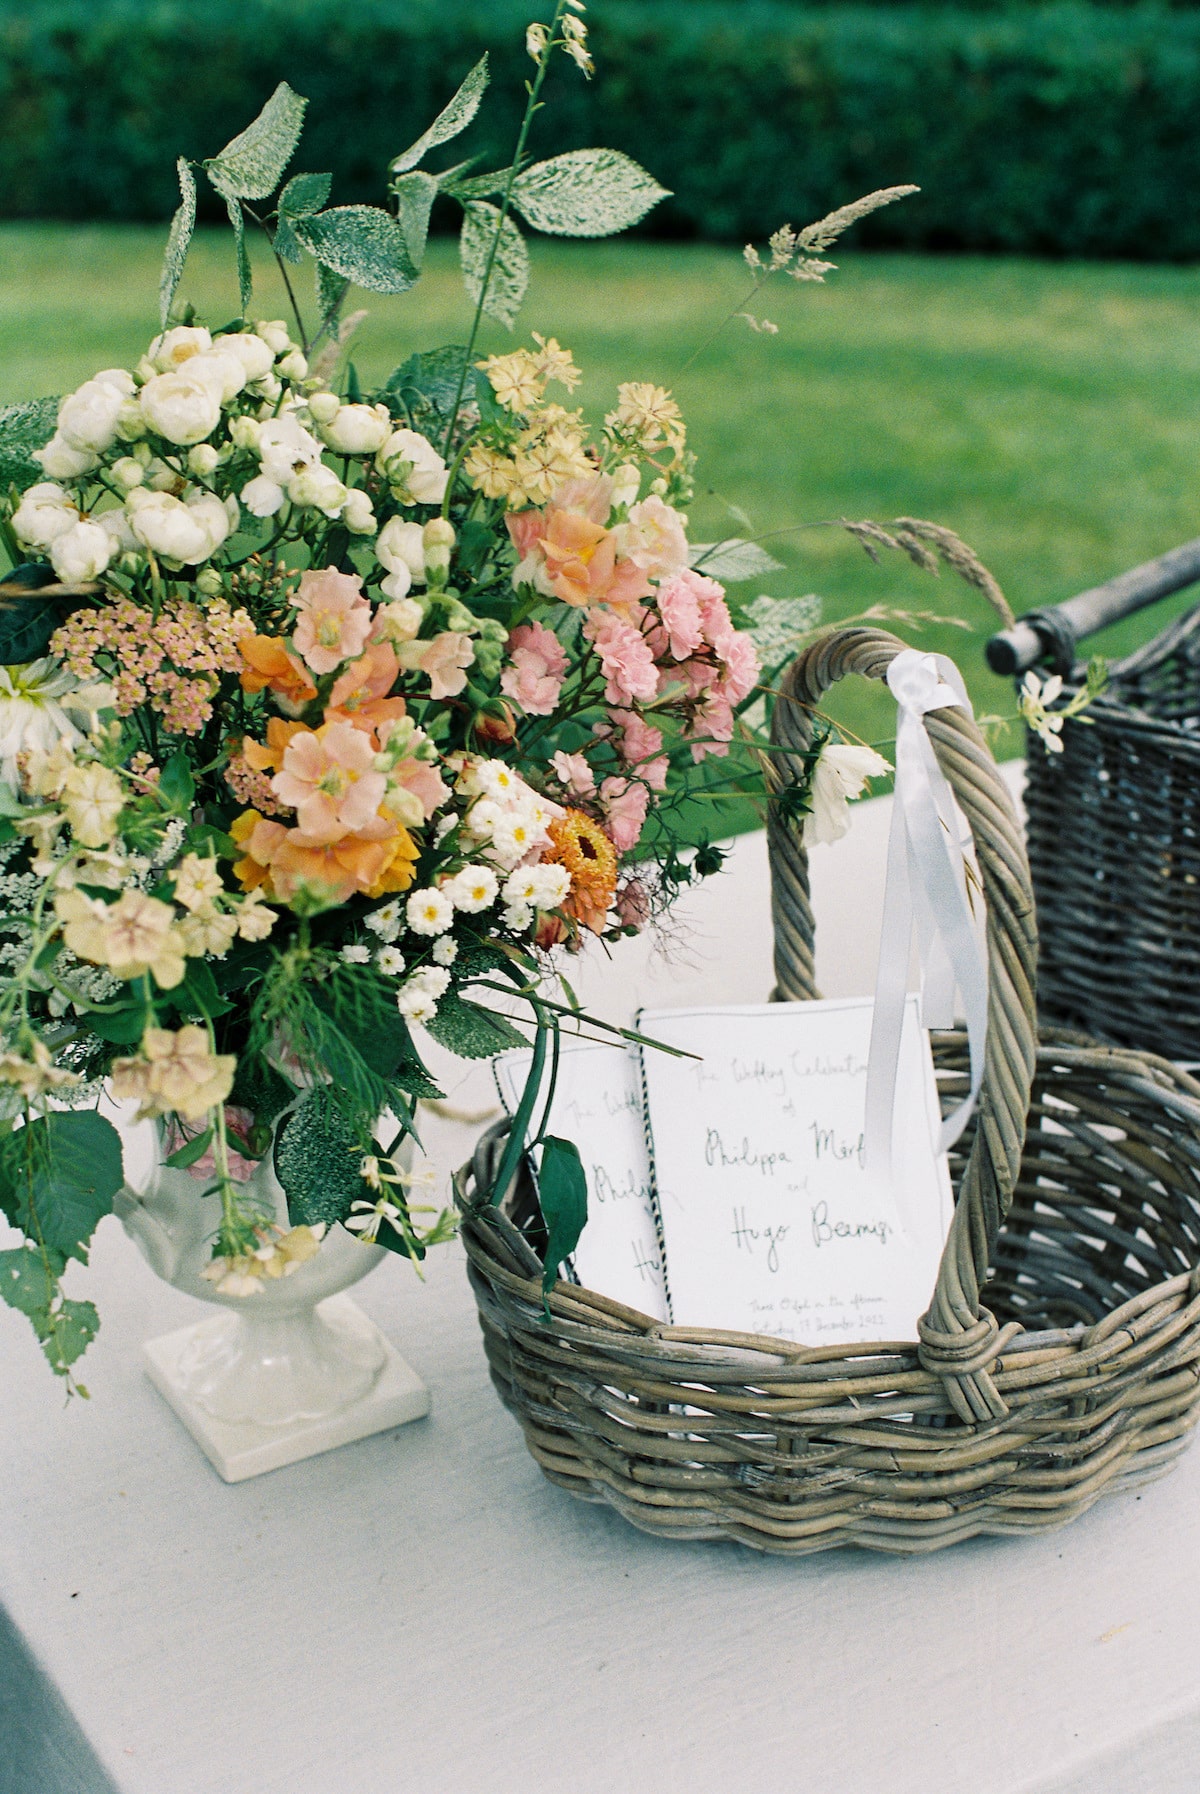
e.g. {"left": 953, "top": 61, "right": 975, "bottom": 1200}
{"left": 639, "top": 998, "right": 953, "bottom": 1343}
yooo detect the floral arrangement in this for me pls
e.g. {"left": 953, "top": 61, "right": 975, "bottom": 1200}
{"left": 0, "top": 8, "right": 785, "bottom": 1388}
{"left": 0, "top": 4, "right": 1002, "bottom": 1391}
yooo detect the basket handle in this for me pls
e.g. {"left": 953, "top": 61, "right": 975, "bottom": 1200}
{"left": 768, "top": 628, "right": 1039, "bottom": 1422}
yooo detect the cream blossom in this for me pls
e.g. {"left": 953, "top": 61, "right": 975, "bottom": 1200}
{"left": 341, "top": 488, "right": 376, "bottom": 535}
{"left": 56, "top": 887, "right": 187, "bottom": 988}
{"left": 216, "top": 331, "right": 275, "bottom": 383}
{"left": 61, "top": 762, "right": 124, "bottom": 847}
{"left": 375, "top": 516, "right": 427, "bottom": 599}
{"left": 110, "top": 1024, "right": 236, "bottom": 1122}
{"left": 11, "top": 482, "right": 78, "bottom": 551}
{"left": 256, "top": 414, "right": 324, "bottom": 483}
{"left": 321, "top": 402, "right": 391, "bottom": 456}
{"left": 287, "top": 461, "right": 348, "bottom": 518}
{"left": 0, "top": 659, "right": 104, "bottom": 787}
{"left": 147, "top": 325, "right": 212, "bottom": 370}
{"left": 803, "top": 742, "right": 892, "bottom": 848}
{"left": 241, "top": 474, "right": 286, "bottom": 518}
{"left": 138, "top": 366, "right": 223, "bottom": 445}
{"left": 177, "top": 905, "right": 239, "bottom": 958}
{"left": 172, "top": 853, "right": 225, "bottom": 911}
{"left": 33, "top": 433, "right": 100, "bottom": 480}
{"left": 0, "top": 1038, "right": 81, "bottom": 1098}
{"left": 57, "top": 370, "right": 135, "bottom": 454}
{"left": 373, "top": 597, "right": 424, "bottom": 643}
{"left": 49, "top": 519, "right": 114, "bottom": 586}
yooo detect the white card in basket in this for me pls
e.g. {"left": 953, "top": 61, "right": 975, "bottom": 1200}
{"left": 638, "top": 997, "right": 953, "bottom": 1345}
{"left": 493, "top": 1038, "right": 668, "bottom": 1320}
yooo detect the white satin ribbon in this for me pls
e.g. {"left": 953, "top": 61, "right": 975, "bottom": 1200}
{"left": 864, "top": 649, "right": 988, "bottom": 1185}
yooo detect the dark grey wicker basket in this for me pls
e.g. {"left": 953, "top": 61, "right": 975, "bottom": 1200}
{"left": 989, "top": 542, "right": 1200, "bottom": 1062}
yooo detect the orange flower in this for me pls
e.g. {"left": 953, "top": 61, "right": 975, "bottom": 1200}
{"left": 242, "top": 716, "right": 309, "bottom": 775}
{"left": 228, "top": 808, "right": 418, "bottom": 908}
{"left": 363, "top": 828, "right": 421, "bottom": 897}
{"left": 239, "top": 636, "right": 318, "bottom": 712}
{"left": 230, "top": 808, "right": 277, "bottom": 893}
{"left": 325, "top": 642, "right": 408, "bottom": 743}
{"left": 542, "top": 808, "right": 617, "bottom": 934}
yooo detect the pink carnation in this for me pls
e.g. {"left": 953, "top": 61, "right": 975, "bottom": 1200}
{"left": 500, "top": 620, "right": 568, "bottom": 716}
{"left": 654, "top": 570, "right": 707, "bottom": 661}
{"left": 611, "top": 709, "right": 668, "bottom": 791}
{"left": 689, "top": 690, "right": 736, "bottom": 762}
{"left": 600, "top": 776, "right": 650, "bottom": 853}
{"left": 717, "top": 630, "right": 759, "bottom": 706}
{"left": 551, "top": 750, "right": 596, "bottom": 797}
{"left": 584, "top": 612, "right": 658, "bottom": 706}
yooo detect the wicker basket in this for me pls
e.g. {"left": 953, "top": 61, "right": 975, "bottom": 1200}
{"left": 455, "top": 628, "right": 1200, "bottom": 1555}
{"left": 1022, "top": 605, "right": 1200, "bottom": 1061}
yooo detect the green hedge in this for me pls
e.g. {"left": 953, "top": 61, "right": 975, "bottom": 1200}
{"left": 5, "top": 2, "right": 1200, "bottom": 256}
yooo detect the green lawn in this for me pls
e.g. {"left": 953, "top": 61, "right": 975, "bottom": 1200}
{"left": 5, "top": 224, "right": 1200, "bottom": 769}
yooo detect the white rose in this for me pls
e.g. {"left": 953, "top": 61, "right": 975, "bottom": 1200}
{"left": 187, "top": 443, "right": 220, "bottom": 478}
{"left": 241, "top": 474, "right": 285, "bottom": 518}
{"left": 187, "top": 350, "right": 246, "bottom": 406}
{"left": 341, "top": 488, "right": 376, "bottom": 535}
{"left": 321, "top": 403, "right": 391, "bottom": 456}
{"left": 254, "top": 374, "right": 283, "bottom": 406}
{"left": 33, "top": 434, "right": 99, "bottom": 480}
{"left": 803, "top": 743, "right": 892, "bottom": 849}
{"left": 373, "top": 597, "right": 423, "bottom": 642}
{"left": 228, "top": 416, "right": 260, "bottom": 454}
{"left": 12, "top": 483, "right": 77, "bottom": 551}
{"left": 610, "top": 461, "right": 641, "bottom": 509}
{"left": 187, "top": 492, "right": 235, "bottom": 560}
{"left": 115, "top": 398, "right": 147, "bottom": 442}
{"left": 126, "top": 489, "right": 210, "bottom": 563}
{"left": 278, "top": 350, "right": 308, "bottom": 381}
{"left": 254, "top": 320, "right": 291, "bottom": 356}
{"left": 147, "top": 326, "right": 212, "bottom": 370}
{"left": 306, "top": 391, "right": 340, "bottom": 425}
{"left": 57, "top": 372, "right": 134, "bottom": 453}
{"left": 257, "top": 414, "right": 322, "bottom": 483}
{"left": 48, "top": 519, "right": 113, "bottom": 585}
{"left": 216, "top": 332, "right": 275, "bottom": 383}
{"left": 97, "top": 507, "right": 139, "bottom": 556}
{"left": 376, "top": 516, "right": 427, "bottom": 585}
{"left": 146, "top": 457, "right": 183, "bottom": 492}
{"left": 376, "top": 428, "right": 449, "bottom": 505}
{"left": 287, "top": 462, "right": 347, "bottom": 517}
{"left": 110, "top": 456, "right": 145, "bottom": 492}
{"left": 139, "top": 367, "right": 222, "bottom": 446}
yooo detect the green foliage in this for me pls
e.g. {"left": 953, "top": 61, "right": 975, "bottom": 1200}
{"left": 691, "top": 540, "right": 785, "bottom": 581}
{"left": 206, "top": 80, "right": 307, "bottom": 202}
{"left": 537, "top": 1134, "right": 587, "bottom": 1297}
{"left": 0, "top": 1246, "right": 98, "bottom": 1378}
{"left": 512, "top": 149, "right": 669, "bottom": 239}
{"left": 159, "top": 157, "right": 196, "bottom": 325}
{"left": 459, "top": 200, "right": 529, "bottom": 328}
{"left": 0, "top": 1110, "right": 124, "bottom": 1267}
{"left": 0, "top": 589, "right": 74, "bottom": 663}
{"left": 390, "top": 53, "right": 490, "bottom": 176}
{"left": 273, "top": 1086, "right": 365, "bottom": 1227}
{"left": 0, "top": 398, "right": 57, "bottom": 492}
{"left": 273, "top": 170, "right": 331, "bottom": 262}
{"left": 6, "top": 2, "right": 1200, "bottom": 258}
{"left": 292, "top": 205, "right": 419, "bottom": 295}
{"left": 425, "top": 990, "right": 529, "bottom": 1059}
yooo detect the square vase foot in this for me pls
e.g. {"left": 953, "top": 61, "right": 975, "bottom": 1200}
{"left": 141, "top": 1294, "right": 431, "bottom": 1482}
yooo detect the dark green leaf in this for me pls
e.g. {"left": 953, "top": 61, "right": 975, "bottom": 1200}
{"left": 390, "top": 55, "right": 489, "bottom": 176}
{"left": 207, "top": 81, "right": 307, "bottom": 201}
{"left": 164, "top": 1126, "right": 214, "bottom": 1170}
{"left": 86, "top": 1002, "right": 151, "bottom": 1046}
{"left": 160, "top": 157, "right": 197, "bottom": 326}
{"left": 274, "top": 1087, "right": 365, "bottom": 1227}
{"left": 293, "top": 206, "right": 418, "bottom": 295}
{"left": 229, "top": 1051, "right": 296, "bottom": 1130}
{"left": 0, "top": 1245, "right": 61, "bottom": 1319}
{"left": 537, "top": 1135, "right": 588, "bottom": 1295}
{"left": 0, "top": 590, "right": 74, "bottom": 663}
{"left": 382, "top": 343, "right": 503, "bottom": 426}
{"left": 9, "top": 1111, "right": 124, "bottom": 1266}
{"left": 425, "top": 991, "right": 528, "bottom": 1060}
{"left": 43, "top": 1298, "right": 99, "bottom": 1372}
{"left": 158, "top": 749, "right": 195, "bottom": 811}
{"left": 0, "top": 401, "right": 58, "bottom": 495}
{"left": 180, "top": 958, "right": 233, "bottom": 1021}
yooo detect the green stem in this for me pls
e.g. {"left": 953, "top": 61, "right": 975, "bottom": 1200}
{"left": 441, "top": 2, "right": 570, "bottom": 457}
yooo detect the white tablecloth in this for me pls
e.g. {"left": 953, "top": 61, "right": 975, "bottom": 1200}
{"left": 6, "top": 764, "right": 1198, "bottom": 1794}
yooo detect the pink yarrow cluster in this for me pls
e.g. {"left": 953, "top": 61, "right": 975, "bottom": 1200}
{"left": 53, "top": 596, "right": 253, "bottom": 735}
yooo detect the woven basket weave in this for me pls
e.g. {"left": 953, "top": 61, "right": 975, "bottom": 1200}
{"left": 456, "top": 628, "right": 1200, "bottom": 1554}
{"left": 1023, "top": 605, "right": 1200, "bottom": 1061}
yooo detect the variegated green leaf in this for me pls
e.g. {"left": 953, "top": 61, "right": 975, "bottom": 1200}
{"left": 459, "top": 201, "right": 528, "bottom": 329}
{"left": 393, "top": 170, "right": 438, "bottom": 269}
{"left": 274, "top": 171, "right": 332, "bottom": 264}
{"left": 690, "top": 540, "right": 785, "bottom": 581}
{"left": 226, "top": 196, "right": 252, "bottom": 311}
{"left": 512, "top": 149, "right": 669, "bottom": 239}
{"left": 159, "top": 157, "right": 197, "bottom": 326}
{"left": 316, "top": 262, "right": 350, "bottom": 330}
{"left": 0, "top": 397, "right": 58, "bottom": 493}
{"left": 292, "top": 206, "right": 418, "bottom": 295}
{"left": 207, "top": 81, "right": 307, "bottom": 201}
{"left": 390, "top": 55, "right": 488, "bottom": 176}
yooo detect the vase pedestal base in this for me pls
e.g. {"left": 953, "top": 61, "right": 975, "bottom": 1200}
{"left": 141, "top": 1295, "right": 431, "bottom": 1483}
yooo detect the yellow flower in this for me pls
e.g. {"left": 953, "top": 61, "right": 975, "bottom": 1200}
{"left": 463, "top": 445, "right": 523, "bottom": 502}
{"left": 476, "top": 349, "right": 543, "bottom": 413}
{"left": 110, "top": 1024, "right": 235, "bottom": 1122}
{"left": 605, "top": 381, "right": 686, "bottom": 453}
{"left": 172, "top": 853, "right": 224, "bottom": 912}
{"left": 61, "top": 762, "right": 124, "bottom": 848}
{"left": 56, "top": 886, "right": 187, "bottom": 989}
{"left": 235, "top": 890, "right": 277, "bottom": 942}
{"left": 531, "top": 334, "right": 582, "bottom": 392}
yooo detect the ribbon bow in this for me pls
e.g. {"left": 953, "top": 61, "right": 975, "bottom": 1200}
{"left": 863, "top": 649, "right": 988, "bottom": 1188}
